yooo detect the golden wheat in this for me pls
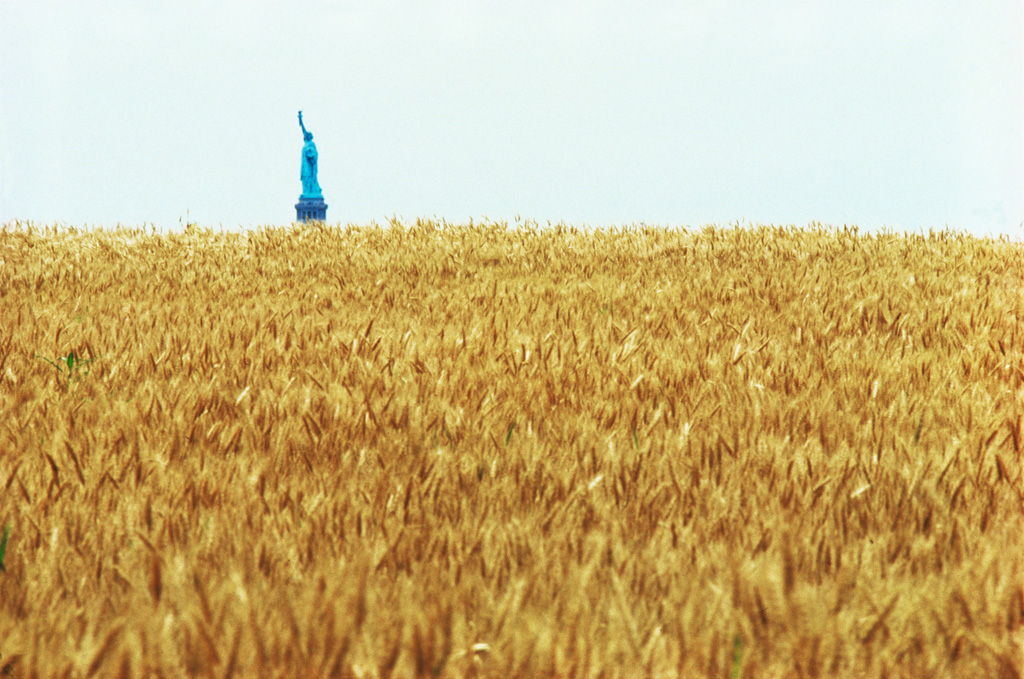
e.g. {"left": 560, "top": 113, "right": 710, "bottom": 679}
{"left": 0, "top": 220, "right": 1021, "bottom": 678}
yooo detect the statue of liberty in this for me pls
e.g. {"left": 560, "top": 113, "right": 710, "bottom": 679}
{"left": 298, "top": 111, "right": 322, "bottom": 198}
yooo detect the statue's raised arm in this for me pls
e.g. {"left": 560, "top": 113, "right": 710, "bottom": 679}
{"left": 298, "top": 110, "right": 309, "bottom": 138}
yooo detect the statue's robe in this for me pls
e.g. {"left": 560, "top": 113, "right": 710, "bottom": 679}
{"left": 301, "top": 141, "right": 321, "bottom": 197}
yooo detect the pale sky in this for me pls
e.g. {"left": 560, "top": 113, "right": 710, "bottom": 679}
{"left": 2, "top": 1, "right": 1022, "bottom": 238}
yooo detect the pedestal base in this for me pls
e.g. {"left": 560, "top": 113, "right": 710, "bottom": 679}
{"left": 295, "top": 197, "right": 328, "bottom": 223}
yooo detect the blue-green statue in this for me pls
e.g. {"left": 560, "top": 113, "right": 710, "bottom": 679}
{"left": 298, "top": 111, "right": 322, "bottom": 199}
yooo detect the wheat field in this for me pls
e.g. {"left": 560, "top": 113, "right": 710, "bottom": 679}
{"left": 0, "top": 220, "right": 1021, "bottom": 678}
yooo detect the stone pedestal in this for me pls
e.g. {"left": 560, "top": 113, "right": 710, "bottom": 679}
{"left": 295, "top": 196, "right": 327, "bottom": 223}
